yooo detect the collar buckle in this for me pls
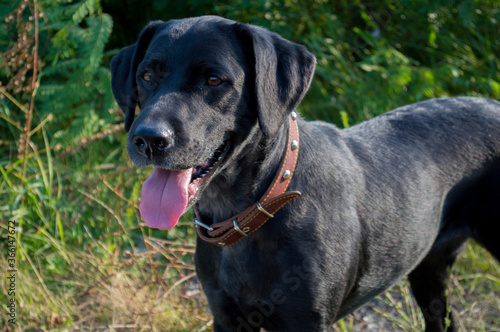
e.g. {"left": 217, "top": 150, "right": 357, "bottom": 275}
{"left": 194, "top": 218, "right": 214, "bottom": 231}
{"left": 233, "top": 220, "right": 249, "bottom": 237}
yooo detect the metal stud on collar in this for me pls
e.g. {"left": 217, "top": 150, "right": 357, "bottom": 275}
{"left": 291, "top": 140, "right": 298, "bottom": 150}
{"left": 291, "top": 111, "right": 297, "bottom": 120}
{"left": 282, "top": 170, "right": 291, "bottom": 180}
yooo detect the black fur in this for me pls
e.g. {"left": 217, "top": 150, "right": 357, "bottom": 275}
{"left": 111, "top": 16, "right": 500, "bottom": 332}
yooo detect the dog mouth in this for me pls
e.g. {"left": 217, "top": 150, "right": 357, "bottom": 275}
{"left": 188, "top": 141, "right": 230, "bottom": 202}
{"left": 139, "top": 140, "right": 231, "bottom": 230}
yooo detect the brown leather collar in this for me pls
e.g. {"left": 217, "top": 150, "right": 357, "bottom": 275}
{"left": 194, "top": 112, "right": 301, "bottom": 247}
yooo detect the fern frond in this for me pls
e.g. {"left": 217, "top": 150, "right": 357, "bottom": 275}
{"left": 42, "top": 59, "right": 83, "bottom": 76}
{"left": 80, "top": 14, "right": 113, "bottom": 71}
{"left": 71, "top": 0, "right": 102, "bottom": 24}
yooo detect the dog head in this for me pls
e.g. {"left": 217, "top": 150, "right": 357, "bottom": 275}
{"left": 111, "top": 16, "right": 315, "bottom": 229}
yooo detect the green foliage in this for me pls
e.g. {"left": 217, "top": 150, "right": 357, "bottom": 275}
{"left": 39, "top": 1, "right": 114, "bottom": 142}
{"left": 215, "top": 0, "right": 500, "bottom": 124}
{"left": 1, "top": 0, "right": 115, "bottom": 149}
{"left": 0, "top": 0, "right": 499, "bottom": 330}
{"left": 0, "top": 1, "right": 124, "bottom": 328}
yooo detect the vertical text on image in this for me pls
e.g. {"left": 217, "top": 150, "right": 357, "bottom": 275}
{"left": 5, "top": 220, "right": 17, "bottom": 324}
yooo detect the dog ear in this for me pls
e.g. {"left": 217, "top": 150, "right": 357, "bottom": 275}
{"left": 111, "top": 21, "right": 165, "bottom": 132}
{"left": 234, "top": 23, "right": 316, "bottom": 137}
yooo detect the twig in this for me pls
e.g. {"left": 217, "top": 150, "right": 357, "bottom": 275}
{"left": 160, "top": 272, "right": 196, "bottom": 300}
{"left": 56, "top": 123, "right": 123, "bottom": 161}
{"left": 73, "top": 324, "right": 151, "bottom": 330}
{"left": 77, "top": 189, "right": 135, "bottom": 252}
{"left": 197, "top": 319, "right": 214, "bottom": 332}
{"left": 22, "top": 0, "right": 39, "bottom": 180}
{"left": 0, "top": 86, "right": 28, "bottom": 114}
{"left": 101, "top": 175, "right": 138, "bottom": 207}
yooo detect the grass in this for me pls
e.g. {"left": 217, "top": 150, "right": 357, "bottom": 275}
{"left": 2, "top": 219, "right": 499, "bottom": 331}
{"left": 334, "top": 242, "right": 500, "bottom": 332}
{"left": 0, "top": 109, "right": 499, "bottom": 331}
{"left": 1, "top": 1, "right": 499, "bottom": 330}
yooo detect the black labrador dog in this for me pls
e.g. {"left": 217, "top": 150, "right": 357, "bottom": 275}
{"left": 111, "top": 16, "right": 500, "bottom": 332}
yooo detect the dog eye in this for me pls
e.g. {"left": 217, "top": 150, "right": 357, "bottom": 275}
{"left": 206, "top": 76, "right": 223, "bottom": 87}
{"left": 142, "top": 71, "right": 153, "bottom": 82}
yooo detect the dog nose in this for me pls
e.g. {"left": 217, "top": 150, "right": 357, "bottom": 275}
{"left": 132, "top": 125, "right": 173, "bottom": 157}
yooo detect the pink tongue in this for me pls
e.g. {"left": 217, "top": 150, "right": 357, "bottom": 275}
{"left": 139, "top": 167, "right": 192, "bottom": 229}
